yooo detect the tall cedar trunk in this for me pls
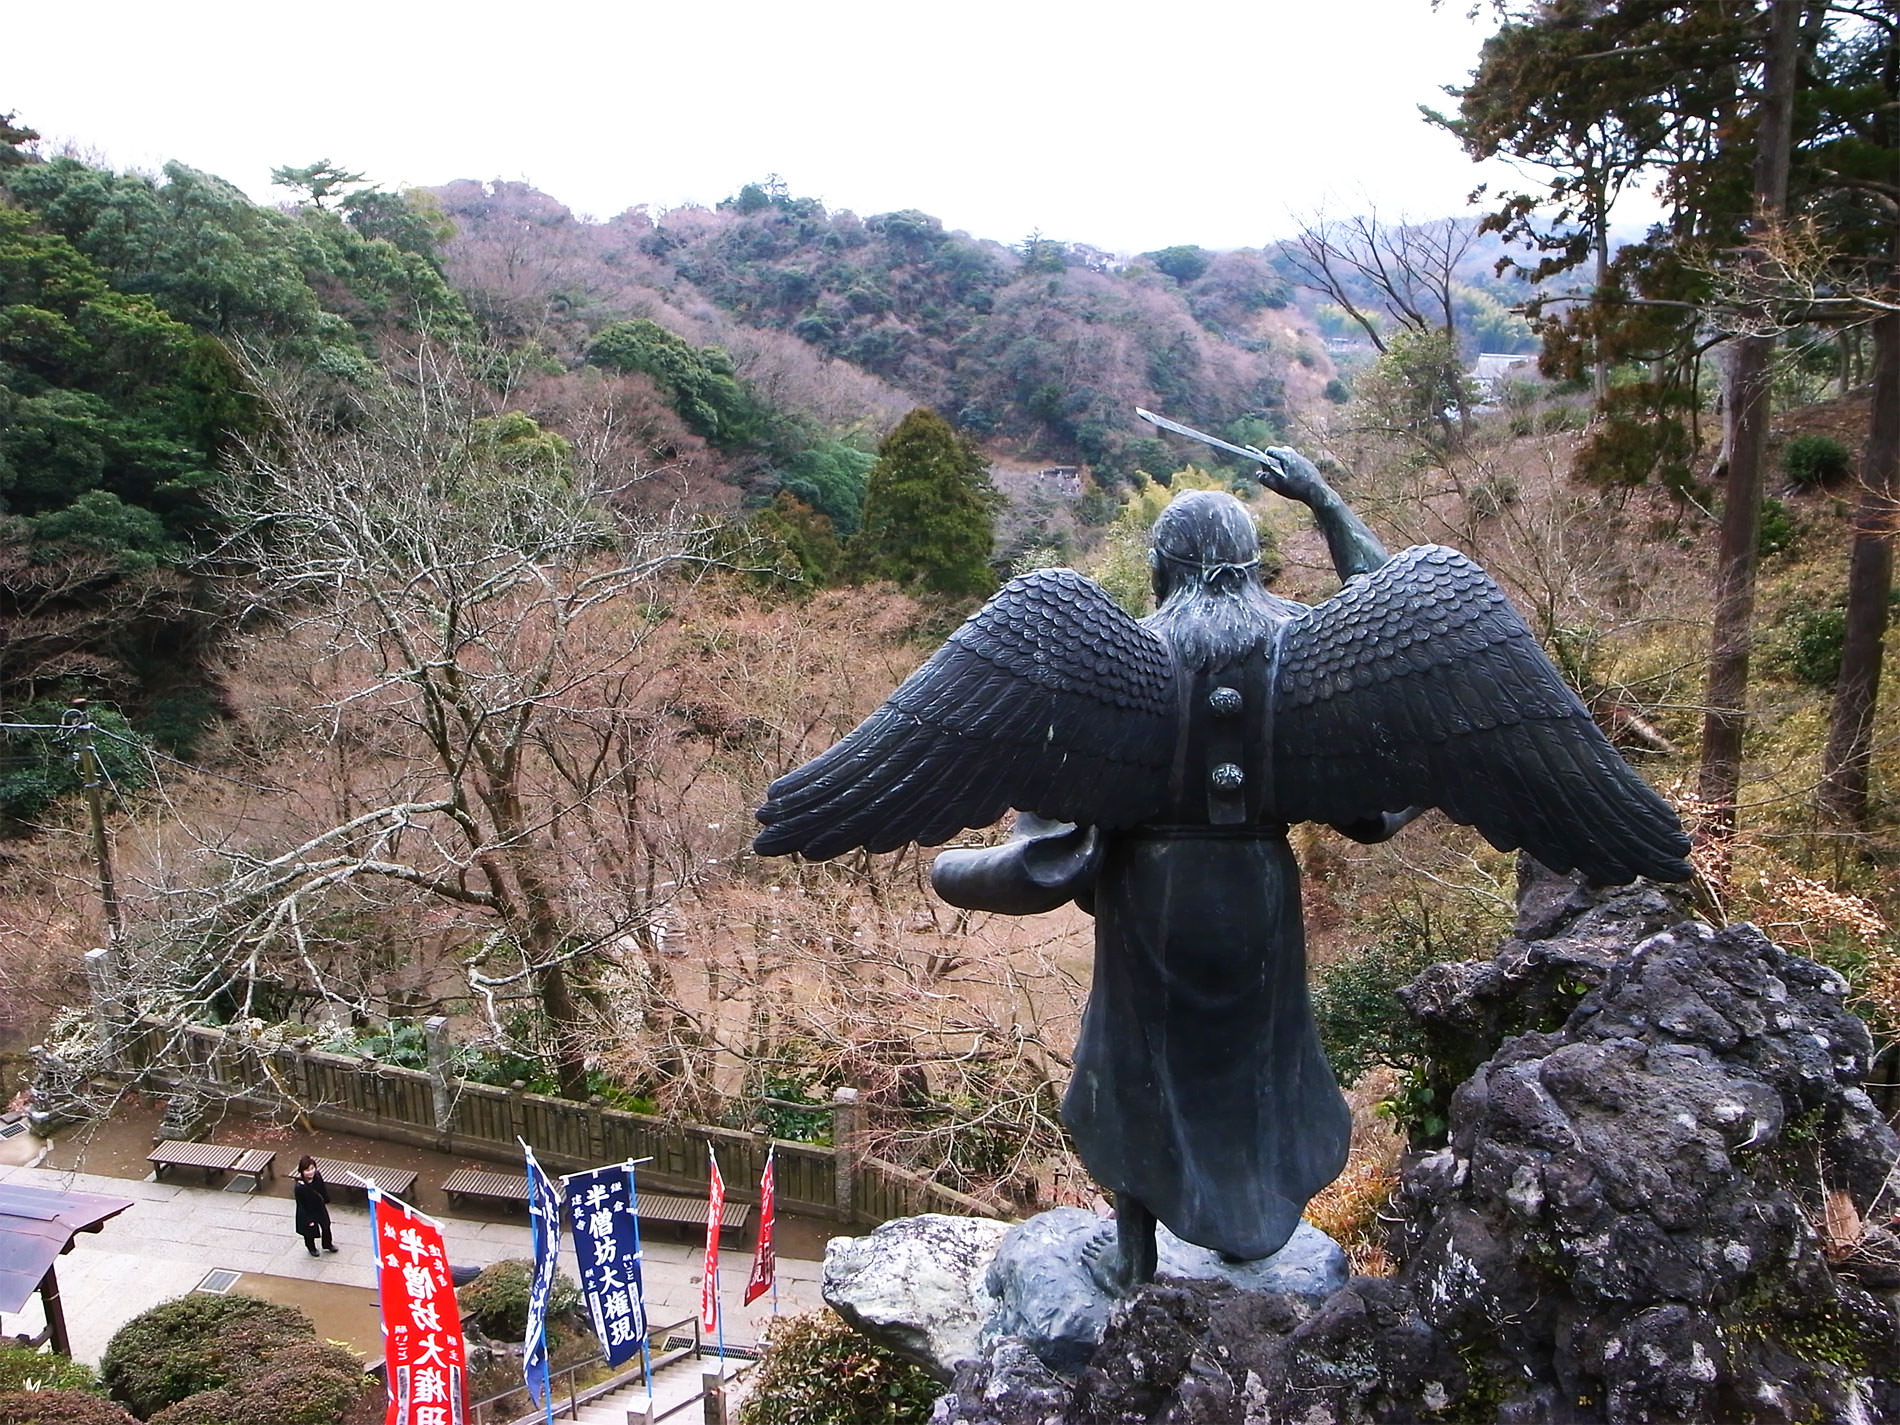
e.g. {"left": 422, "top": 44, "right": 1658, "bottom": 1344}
{"left": 1820, "top": 299, "right": 1900, "bottom": 824}
{"left": 1697, "top": 0, "right": 1803, "bottom": 838}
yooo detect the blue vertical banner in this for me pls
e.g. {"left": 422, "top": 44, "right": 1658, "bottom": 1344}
{"left": 521, "top": 1144, "right": 563, "bottom": 1416}
{"left": 563, "top": 1162, "right": 649, "bottom": 1367}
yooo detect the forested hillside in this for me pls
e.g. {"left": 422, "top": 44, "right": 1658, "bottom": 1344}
{"left": 0, "top": 128, "right": 473, "bottom": 768}
{"left": 427, "top": 175, "right": 1319, "bottom": 484}
{"left": 5, "top": 0, "right": 1900, "bottom": 1254}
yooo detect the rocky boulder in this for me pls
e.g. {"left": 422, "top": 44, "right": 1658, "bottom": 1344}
{"left": 932, "top": 878, "right": 1900, "bottom": 1424}
{"left": 824, "top": 1214, "right": 1013, "bottom": 1382}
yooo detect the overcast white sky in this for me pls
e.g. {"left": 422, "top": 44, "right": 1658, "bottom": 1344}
{"left": 7, "top": 0, "right": 1553, "bottom": 254}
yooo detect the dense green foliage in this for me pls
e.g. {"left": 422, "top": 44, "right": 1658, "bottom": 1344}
{"left": 779, "top": 437, "right": 877, "bottom": 536}
{"left": 0, "top": 206, "right": 239, "bottom": 559}
{"left": 1783, "top": 432, "right": 1852, "bottom": 487}
{"left": 0, "top": 1348, "right": 100, "bottom": 1396}
{"left": 848, "top": 409, "right": 998, "bottom": 599}
{"left": 100, "top": 1295, "right": 338, "bottom": 1420}
{"left": 0, "top": 130, "right": 479, "bottom": 779}
{"left": 1773, "top": 603, "right": 1850, "bottom": 688}
{"left": 145, "top": 1341, "right": 376, "bottom": 1425}
{"left": 586, "top": 319, "right": 762, "bottom": 446}
{"left": 1146, "top": 244, "right": 1211, "bottom": 284}
{"left": 5, "top": 157, "right": 468, "bottom": 350}
{"left": 0, "top": 703, "right": 152, "bottom": 829}
{"left": 0, "top": 1394, "right": 138, "bottom": 1425}
{"left": 737, "top": 1311, "right": 940, "bottom": 1425}
{"left": 1311, "top": 936, "right": 1441, "bottom": 1091}
{"left": 456, "top": 1258, "right": 584, "bottom": 1341}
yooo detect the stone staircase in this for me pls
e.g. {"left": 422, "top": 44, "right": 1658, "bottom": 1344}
{"left": 562, "top": 1353, "right": 752, "bottom": 1425}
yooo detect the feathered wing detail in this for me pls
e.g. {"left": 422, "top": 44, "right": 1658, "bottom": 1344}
{"left": 755, "top": 569, "right": 1180, "bottom": 859}
{"left": 1272, "top": 546, "right": 1691, "bottom": 884}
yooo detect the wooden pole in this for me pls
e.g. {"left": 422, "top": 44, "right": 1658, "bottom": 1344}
{"left": 69, "top": 699, "right": 124, "bottom": 945}
{"left": 38, "top": 1264, "right": 71, "bottom": 1358}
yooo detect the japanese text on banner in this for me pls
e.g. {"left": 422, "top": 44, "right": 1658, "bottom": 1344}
{"left": 372, "top": 1194, "right": 467, "bottom": 1425}
{"left": 523, "top": 1148, "right": 564, "bottom": 1409}
{"left": 744, "top": 1150, "right": 776, "bottom": 1306}
{"left": 564, "top": 1163, "right": 648, "bottom": 1366}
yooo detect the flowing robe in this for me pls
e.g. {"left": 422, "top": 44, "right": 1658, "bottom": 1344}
{"left": 933, "top": 634, "right": 1351, "bottom": 1261}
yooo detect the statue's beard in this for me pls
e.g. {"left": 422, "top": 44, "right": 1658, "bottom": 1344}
{"left": 1144, "top": 571, "right": 1300, "bottom": 672}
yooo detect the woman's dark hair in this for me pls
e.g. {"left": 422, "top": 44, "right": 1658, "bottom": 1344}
{"left": 296, "top": 1155, "right": 317, "bottom": 1174}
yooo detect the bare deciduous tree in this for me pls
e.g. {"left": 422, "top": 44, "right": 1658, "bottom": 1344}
{"left": 153, "top": 342, "right": 719, "bottom": 1096}
{"left": 1283, "top": 211, "right": 1481, "bottom": 448}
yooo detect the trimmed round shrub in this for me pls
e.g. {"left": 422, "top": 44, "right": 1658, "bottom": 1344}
{"left": 1783, "top": 432, "right": 1852, "bottom": 487}
{"left": 0, "top": 1348, "right": 99, "bottom": 1395}
{"left": 454, "top": 1259, "right": 582, "bottom": 1342}
{"left": 0, "top": 1392, "right": 138, "bottom": 1425}
{"left": 147, "top": 1357, "right": 377, "bottom": 1425}
{"left": 737, "top": 1309, "right": 940, "bottom": 1425}
{"left": 100, "top": 1295, "right": 313, "bottom": 1419}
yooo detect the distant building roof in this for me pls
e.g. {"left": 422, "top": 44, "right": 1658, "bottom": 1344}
{"left": 1471, "top": 353, "right": 1537, "bottom": 383}
{"left": 0, "top": 1182, "right": 133, "bottom": 1312}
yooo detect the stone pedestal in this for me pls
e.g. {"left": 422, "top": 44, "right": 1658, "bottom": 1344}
{"left": 981, "top": 1208, "right": 1346, "bottom": 1374}
{"left": 822, "top": 1208, "right": 1346, "bottom": 1380}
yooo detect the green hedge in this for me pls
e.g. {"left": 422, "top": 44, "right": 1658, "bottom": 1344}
{"left": 99, "top": 1296, "right": 323, "bottom": 1420}
{"left": 455, "top": 1258, "right": 582, "bottom": 1342}
{"left": 737, "top": 1310, "right": 940, "bottom": 1425}
{"left": 0, "top": 1348, "right": 99, "bottom": 1396}
{"left": 0, "top": 1393, "right": 138, "bottom": 1425}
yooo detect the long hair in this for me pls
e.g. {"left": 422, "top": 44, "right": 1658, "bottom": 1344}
{"left": 1143, "top": 491, "right": 1304, "bottom": 671}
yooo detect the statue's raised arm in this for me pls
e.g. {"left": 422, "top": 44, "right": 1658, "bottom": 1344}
{"left": 1257, "top": 444, "right": 1389, "bottom": 581}
{"left": 756, "top": 414, "right": 1689, "bottom": 1297}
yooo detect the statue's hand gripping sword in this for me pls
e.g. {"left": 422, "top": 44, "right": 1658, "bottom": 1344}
{"left": 1135, "top": 407, "right": 1324, "bottom": 505}
{"left": 1136, "top": 407, "right": 1280, "bottom": 471}
{"left": 1135, "top": 407, "right": 1385, "bottom": 575}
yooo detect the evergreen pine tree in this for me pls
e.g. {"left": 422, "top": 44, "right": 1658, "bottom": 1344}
{"left": 848, "top": 408, "right": 998, "bottom": 600}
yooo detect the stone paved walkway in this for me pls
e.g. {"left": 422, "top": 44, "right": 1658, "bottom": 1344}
{"left": 0, "top": 1159, "right": 826, "bottom": 1364}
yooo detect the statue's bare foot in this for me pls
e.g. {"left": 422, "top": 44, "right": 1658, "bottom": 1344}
{"left": 1080, "top": 1218, "right": 1128, "bottom": 1295}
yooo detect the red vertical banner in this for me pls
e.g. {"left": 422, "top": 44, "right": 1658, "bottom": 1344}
{"left": 743, "top": 1149, "right": 776, "bottom": 1305}
{"left": 701, "top": 1149, "right": 725, "bottom": 1334}
{"left": 371, "top": 1192, "right": 467, "bottom": 1425}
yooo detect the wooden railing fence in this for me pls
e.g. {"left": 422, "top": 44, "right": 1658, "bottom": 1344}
{"left": 104, "top": 1014, "right": 1001, "bottom": 1227}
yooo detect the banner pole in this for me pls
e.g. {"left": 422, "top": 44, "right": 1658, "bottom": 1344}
{"left": 708, "top": 1144, "right": 726, "bottom": 1372}
{"left": 626, "top": 1162, "right": 654, "bottom": 1420}
{"left": 365, "top": 1187, "right": 390, "bottom": 1415}
{"left": 519, "top": 1140, "right": 556, "bottom": 1425}
{"left": 558, "top": 1156, "right": 653, "bottom": 1182}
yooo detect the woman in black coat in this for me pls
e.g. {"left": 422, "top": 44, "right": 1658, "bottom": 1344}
{"left": 293, "top": 1155, "right": 336, "bottom": 1256}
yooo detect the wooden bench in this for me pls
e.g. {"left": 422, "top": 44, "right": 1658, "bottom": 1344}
{"left": 441, "top": 1167, "right": 527, "bottom": 1210}
{"left": 635, "top": 1190, "right": 753, "bottom": 1249}
{"left": 149, "top": 1141, "right": 276, "bottom": 1186}
{"left": 232, "top": 1148, "right": 277, "bottom": 1183}
{"left": 439, "top": 1171, "right": 752, "bottom": 1244}
{"left": 309, "top": 1158, "right": 418, "bottom": 1205}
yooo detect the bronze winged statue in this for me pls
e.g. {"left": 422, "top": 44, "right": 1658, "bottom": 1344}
{"left": 755, "top": 440, "right": 1690, "bottom": 1293}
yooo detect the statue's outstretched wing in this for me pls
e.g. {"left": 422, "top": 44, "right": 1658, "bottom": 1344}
{"left": 1272, "top": 546, "right": 1691, "bottom": 884}
{"left": 755, "top": 569, "right": 1180, "bottom": 859}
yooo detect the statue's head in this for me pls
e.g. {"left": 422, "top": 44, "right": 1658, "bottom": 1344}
{"left": 1149, "top": 490, "right": 1260, "bottom": 604}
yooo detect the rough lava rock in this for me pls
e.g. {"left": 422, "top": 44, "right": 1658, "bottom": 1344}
{"left": 980, "top": 1208, "right": 1346, "bottom": 1374}
{"left": 930, "top": 872, "right": 1900, "bottom": 1424}
{"left": 823, "top": 1213, "right": 1013, "bottom": 1381}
